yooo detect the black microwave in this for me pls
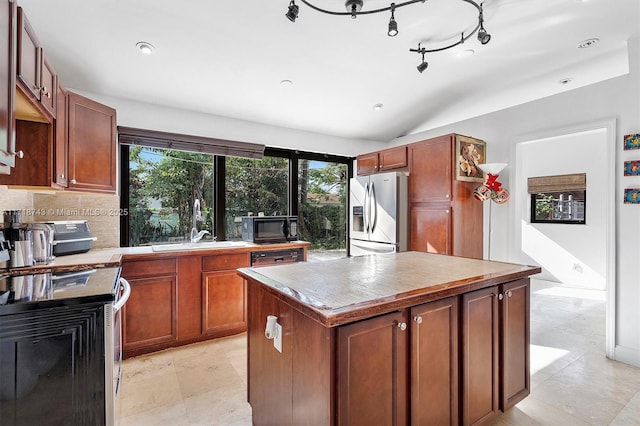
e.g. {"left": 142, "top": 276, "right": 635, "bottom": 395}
{"left": 241, "top": 216, "right": 298, "bottom": 244}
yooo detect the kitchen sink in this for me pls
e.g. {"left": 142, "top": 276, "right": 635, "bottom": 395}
{"left": 151, "top": 241, "right": 250, "bottom": 252}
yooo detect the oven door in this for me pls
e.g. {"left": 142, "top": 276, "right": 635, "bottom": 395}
{"left": 105, "top": 277, "right": 131, "bottom": 426}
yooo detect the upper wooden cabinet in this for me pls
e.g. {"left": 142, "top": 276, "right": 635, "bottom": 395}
{"left": 66, "top": 91, "right": 117, "bottom": 193}
{"left": 16, "top": 7, "right": 56, "bottom": 118}
{"left": 409, "top": 135, "right": 452, "bottom": 202}
{"left": 356, "top": 145, "right": 407, "bottom": 175}
{"left": 53, "top": 83, "right": 68, "bottom": 187}
{"left": 0, "top": 90, "right": 117, "bottom": 193}
{"left": 0, "top": 0, "right": 17, "bottom": 172}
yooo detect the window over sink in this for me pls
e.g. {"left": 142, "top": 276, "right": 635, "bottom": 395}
{"left": 120, "top": 133, "right": 352, "bottom": 260}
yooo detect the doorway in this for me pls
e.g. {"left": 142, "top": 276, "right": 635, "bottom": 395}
{"left": 511, "top": 119, "right": 616, "bottom": 357}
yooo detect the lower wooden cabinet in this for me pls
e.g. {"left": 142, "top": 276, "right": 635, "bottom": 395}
{"left": 461, "top": 280, "right": 531, "bottom": 425}
{"left": 500, "top": 279, "right": 530, "bottom": 410}
{"left": 337, "top": 310, "right": 408, "bottom": 426}
{"left": 410, "top": 204, "right": 451, "bottom": 254}
{"left": 248, "top": 278, "right": 529, "bottom": 426}
{"left": 411, "top": 296, "right": 459, "bottom": 425}
{"left": 123, "top": 274, "right": 178, "bottom": 350}
{"left": 121, "top": 249, "right": 271, "bottom": 358}
{"left": 121, "top": 257, "right": 178, "bottom": 354}
{"left": 461, "top": 286, "right": 500, "bottom": 426}
{"left": 202, "top": 270, "right": 246, "bottom": 335}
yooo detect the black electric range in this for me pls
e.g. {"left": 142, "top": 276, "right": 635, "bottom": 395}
{"left": 0, "top": 267, "right": 120, "bottom": 315}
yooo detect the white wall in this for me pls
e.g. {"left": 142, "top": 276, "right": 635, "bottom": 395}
{"left": 516, "top": 129, "right": 608, "bottom": 290}
{"left": 390, "top": 38, "right": 640, "bottom": 367}
{"left": 69, "top": 92, "right": 386, "bottom": 158}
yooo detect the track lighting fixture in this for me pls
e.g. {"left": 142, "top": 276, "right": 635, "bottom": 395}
{"left": 388, "top": 3, "right": 398, "bottom": 37}
{"left": 285, "top": 0, "right": 492, "bottom": 72}
{"left": 413, "top": 44, "right": 429, "bottom": 73}
{"left": 477, "top": 3, "right": 491, "bottom": 44}
{"left": 346, "top": 0, "right": 364, "bottom": 19}
{"left": 286, "top": 0, "right": 299, "bottom": 22}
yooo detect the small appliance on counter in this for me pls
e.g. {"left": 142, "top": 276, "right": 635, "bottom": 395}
{"left": 241, "top": 215, "right": 298, "bottom": 244}
{"left": 2, "top": 210, "right": 35, "bottom": 268}
{"left": 46, "top": 220, "right": 97, "bottom": 256}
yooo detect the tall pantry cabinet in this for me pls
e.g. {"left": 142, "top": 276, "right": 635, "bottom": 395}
{"left": 408, "top": 134, "right": 483, "bottom": 258}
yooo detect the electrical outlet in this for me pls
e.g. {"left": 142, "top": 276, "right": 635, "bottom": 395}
{"left": 274, "top": 322, "right": 282, "bottom": 353}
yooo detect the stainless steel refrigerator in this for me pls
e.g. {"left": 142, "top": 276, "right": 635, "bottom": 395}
{"left": 349, "top": 171, "right": 408, "bottom": 256}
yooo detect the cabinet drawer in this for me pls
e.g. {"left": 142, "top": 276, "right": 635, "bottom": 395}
{"left": 122, "top": 258, "right": 177, "bottom": 278}
{"left": 202, "top": 253, "right": 249, "bottom": 271}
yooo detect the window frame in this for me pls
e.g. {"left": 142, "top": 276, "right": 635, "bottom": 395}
{"left": 120, "top": 144, "right": 354, "bottom": 246}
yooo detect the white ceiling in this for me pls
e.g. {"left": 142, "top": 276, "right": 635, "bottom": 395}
{"left": 17, "top": 0, "right": 640, "bottom": 142}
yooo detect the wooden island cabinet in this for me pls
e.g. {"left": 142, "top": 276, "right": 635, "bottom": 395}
{"left": 239, "top": 252, "right": 540, "bottom": 426}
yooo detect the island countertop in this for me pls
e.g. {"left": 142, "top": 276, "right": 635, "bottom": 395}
{"left": 238, "top": 251, "right": 541, "bottom": 327}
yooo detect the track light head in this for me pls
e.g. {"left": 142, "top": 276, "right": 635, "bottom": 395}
{"left": 417, "top": 50, "right": 428, "bottom": 73}
{"left": 388, "top": 18, "right": 398, "bottom": 37}
{"left": 477, "top": 27, "right": 491, "bottom": 44}
{"left": 388, "top": 3, "right": 398, "bottom": 37}
{"left": 286, "top": 1, "right": 299, "bottom": 22}
{"left": 345, "top": 0, "right": 364, "bottom": 19}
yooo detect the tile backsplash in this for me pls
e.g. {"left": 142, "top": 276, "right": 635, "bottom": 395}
{"left": 0, "top": 186, "right": 120, "bottom": 248}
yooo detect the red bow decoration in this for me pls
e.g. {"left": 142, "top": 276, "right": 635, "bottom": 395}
{"left": 485, "top": 173, "right": 503, "bottom": 192}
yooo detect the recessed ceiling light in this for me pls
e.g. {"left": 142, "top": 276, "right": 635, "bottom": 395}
{"left": 559, "top": 77, "right": 573, "bottom": 85}
{"left": 373, "top": 103, "right": 383, "bottom": 111}
{"left": 136, "top": 42, "right": 155, "bottom": 55}
{"left": 456, "top": 49, "right": 475, "bottom": 58}
{"left": 577, "top": 38, "right": 599, "bottom": 49}
{"left": 280, "top": 79, "right": 293, "bottom": 86}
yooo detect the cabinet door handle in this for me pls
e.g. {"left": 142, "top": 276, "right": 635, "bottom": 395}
{"left": 397, "top": 322, "right": 407, "bottom": 331}
{"left": 413, "top": 316, "right": 423, "bottom": 324}
{"left": 41, "top": 86, "right": 51, "bottom": 98}
{"left": 59, "top": 174, "right": 65, "bottom": 179}
{"left": 70, "top": 179, "right": 77, "bottom": 184}
{"left": 506, "top": 290, "right": 513, "bottom": 298}
{"left": 495, "top": 293, "right": 504, "bottom": 300}
{"left": 16, "top": 150, "right": 24, "bottom": 159}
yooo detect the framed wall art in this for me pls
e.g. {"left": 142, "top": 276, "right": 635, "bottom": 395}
{"left": 624, "top": 133, "right": 640, "bottom": 150}
{"left": 624, "top": 188, "right": 640, "bottom": 204}
{"left": 624, "top": 160, "right": 640, "bottom": 176}
{"left": 455, "top": 135, "right": 486, "bottom": 182}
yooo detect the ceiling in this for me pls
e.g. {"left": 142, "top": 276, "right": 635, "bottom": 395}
{"left": 16, "top": 0, "right": 640, "bottom": 142}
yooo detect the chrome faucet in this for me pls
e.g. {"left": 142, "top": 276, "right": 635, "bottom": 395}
{"left": 190, "top": 199, "right": 210, "bottom": 243}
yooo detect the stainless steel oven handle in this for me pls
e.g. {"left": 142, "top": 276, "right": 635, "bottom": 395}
{"left": 113, "top": 277, "right": 131, "bottom": 312}
{"left": 51, "top": 236, "right": 97, "bottom": 245}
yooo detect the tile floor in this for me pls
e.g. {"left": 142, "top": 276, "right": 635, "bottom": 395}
{"left": 119, "top": 279, "right": 640, "bottom": 425}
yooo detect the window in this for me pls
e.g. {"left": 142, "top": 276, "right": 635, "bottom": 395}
{"left": 531, "top": 191, "right": 586, "bottom": 224}
{"left": 528, "top": 173, "right": 587, "bottom": 224}
{"left": 225, "top": 156, "right": 289, "bottom": 240}
{"left": 126, "top": 146, "right": 215, "bottom": 246}
{"left": 298, "top": 159, "right": 348, "bottom": 259}
{"left": 120, "top": 134, "right": 353, "bottom": 259}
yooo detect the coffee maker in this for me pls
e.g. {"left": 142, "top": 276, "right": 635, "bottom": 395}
{"left": 1, "top": 210, "right": 34, "bottom": 268}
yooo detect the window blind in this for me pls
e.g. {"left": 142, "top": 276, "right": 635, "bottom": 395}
{"left": 527, "top": 173, "right": 586, "bottom": 194}
{"left": 118, "top": 126, "right": 265, "bottom": 159}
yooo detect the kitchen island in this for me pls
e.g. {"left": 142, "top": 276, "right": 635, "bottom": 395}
{"left": 238, "top": 251, "right": 541, "bottom": 426}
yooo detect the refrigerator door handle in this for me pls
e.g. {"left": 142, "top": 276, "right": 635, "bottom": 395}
{"left": 369, "top": 181, "right": 377, "bottom": 233}
{"left": 363, "top": 182, "right": 370, "bottom": 233}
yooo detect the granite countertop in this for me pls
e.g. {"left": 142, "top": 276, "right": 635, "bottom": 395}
{"left": 238, "top": 251, "right": 542, "bottom": 327}
{"left": 1, "top": 241, "right": 311, "bottom": 275}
